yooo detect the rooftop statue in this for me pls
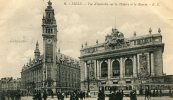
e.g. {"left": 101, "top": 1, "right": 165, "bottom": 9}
{"left": 105, "top": 28, "right": 129, "bottom": 49}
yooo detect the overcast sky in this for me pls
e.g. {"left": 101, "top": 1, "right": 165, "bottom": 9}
{"left": 0, "top": 0, "right": 173, "bottom": 78}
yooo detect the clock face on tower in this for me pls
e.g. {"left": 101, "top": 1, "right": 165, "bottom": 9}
{"left": 45, "top": 39, "right": 53, "bottom": 62}
{"left": 47, "top": 39, "right": 52, "bottom": 44}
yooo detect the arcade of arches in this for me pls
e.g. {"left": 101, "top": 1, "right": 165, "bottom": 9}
{"left": 83, "top": 54, "right": 153, "bottom": 92}
{"left": 96, "top": 57, "right": 134, "bottom": 79}
{"left": 101, "top": 59, "right": 133, "bottom": 78}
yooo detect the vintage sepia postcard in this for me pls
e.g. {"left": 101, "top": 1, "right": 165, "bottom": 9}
{"left": 0, "top": 0, "right": 173, "bottom": 99}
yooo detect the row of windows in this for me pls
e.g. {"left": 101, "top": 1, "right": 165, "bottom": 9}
{"left": 101, "top": 59, "right": 133, "bottom": 78}
{"left": 45, "top": 28, "right": 53, "bottom": 33}
{"left": 22, "top": 70, "right": 42, "bottom": 82}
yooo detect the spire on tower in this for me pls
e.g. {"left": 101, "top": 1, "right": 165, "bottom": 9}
{"left": 34, "top": 41, "right": 40, "bottom": 59}
{"left": 36, "top": 41, "right": 39, "bottom": 49}
{"left": 47, "top": 0, "right": 52, "bottom": 8}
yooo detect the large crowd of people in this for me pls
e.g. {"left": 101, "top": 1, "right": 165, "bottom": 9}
{"left": 140, "top": 88, "right": 173, "bottom": 97}
{"left": 98, "top": 89, "right": 136, "bottom": 100}
{"left": 31, "top": 90, "right": 86, "bottom": 100}
{"left": 0, "top": 88, "right": 173, "bottom": 100}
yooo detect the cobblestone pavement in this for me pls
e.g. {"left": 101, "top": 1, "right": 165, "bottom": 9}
{"left": 21, "top": 96, "right": 173, "bottom": 100}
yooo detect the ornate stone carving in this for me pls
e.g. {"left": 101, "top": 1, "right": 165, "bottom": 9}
{"left": 139, "top": 54, "right": 149, "bottom": 77}
{"left": 89, "top": 65, "right": 95, "bottom": 80}
{"left": 104, "top": 28, "right": 129, "bottom": 49}
{"left": 87, "top": 61, "right": 95, "bottom": 80}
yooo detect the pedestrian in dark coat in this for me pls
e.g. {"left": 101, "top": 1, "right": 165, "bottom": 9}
{"left": 120, "top": 90, "right": 124, "bottom": 100}
{"left": 159, "top": 89, "right": 162, "bottom": 97}
{"left": 61, "top": 92, "right": 65, "bottom": 100}
{"left": 79, "top": 92, "right": 82, "bottom": 100}
{"left": 32, "top": 92, "right": 37, "bottom": 100}
{"left": 130, "top": 90, "right": 137, "bottom": 100}
{"left": 82, "top": 92, "right": 85, "bottom": 99}
{"left": 43, "top": 91, "right": 47, "bottom": 100}
{"left": 70, "top": 92, "right": 77, "bottom": 100}
{"left": 38, "top": 91, "right": 42, "bottom": 100}
{"left": 169, "top": 89, "right": 171, "bottom": 97}
{"left": 130, "top": 91, "right": 133, "bottom": 100}
{"left": 98, "top": 91, "right": 105, "bottom": 100}
{"left": 57, "top": 92, "right": 61, "bottom": 100}
{"left": 152, "top": 89, "right": 155, "bottom": 97}
{"left": 145, "top": 89, "right": 150, "bottom": 100}
{"left": 116, "top": 90, "right": 121, "bottom": 100}
{"left": 51, "top": 90, "right": 54, "bottom": 98}
{"left": 112, "top": 92, "right": 116, "bottom": 100}
{"left": 108, "top": 92, "right": 113, "bottom": 100}
{"left": 156, "top": 89, "right": 158, "bottom": 97}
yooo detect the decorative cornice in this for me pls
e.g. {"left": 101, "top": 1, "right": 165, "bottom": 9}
{"left": 79, "top": 43, "right": 164, "bottom": 60}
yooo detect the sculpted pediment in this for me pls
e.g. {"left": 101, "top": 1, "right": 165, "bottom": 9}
{"left": 105, "top": 28, "right": 129, "bottom": 49}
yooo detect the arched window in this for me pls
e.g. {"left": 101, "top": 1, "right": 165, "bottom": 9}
{"left": 125, "top": 59, "right": 133, "bottom": 76}
{"left": 112, "top": 60, "right": 120, "bottom": 77}
{"left": 101, "top": 62, "right": 108, "bottom": 78}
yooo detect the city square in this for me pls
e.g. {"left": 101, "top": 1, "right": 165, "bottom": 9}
{"left": 0, "top": 0, "right": 173, "bottom": 100}
{"left": 20, "top": 96, "right": 173, "bottom": 100}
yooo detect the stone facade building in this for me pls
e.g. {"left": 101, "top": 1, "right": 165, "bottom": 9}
{"left": 21, "top": 1, "right": 80, "bottom": 93}
{"left": 0, "top": 77, "right": 21, "bottom": 92}
{"left": 79, "top": 27, "right": 166, "bottom": 96}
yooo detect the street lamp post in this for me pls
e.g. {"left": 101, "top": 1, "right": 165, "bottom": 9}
{"left": 87, "top": 67, "right": 90, "bottom": 96}
{"left": 137, "top": 73, "right": 143, "bottom": 95}
{"left": 137, "top": 72, "right": 150, "bottom": 95}
{"left": 58, "top": 60, "right": 62, "bottom": 92}
{"left": 86, "top": 60, "right": 92, "bottom": 97}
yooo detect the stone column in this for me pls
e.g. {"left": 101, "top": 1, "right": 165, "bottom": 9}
{"left": 94, "top": 60, "right": 97, "bottom": 78}
{"left": 110, "top": 60, "right": 112, "bottom": 78}
{"left": 120, "top": 57, "right": 123, "bottom": 79}
{"left": 108, "top": 59, "right": 111, "bottom": 79}
{"left": 84, "top": 62, "right": 87, "bottom": 79}
{"left": 137, "top": 54, "right": 140, "bottom": 74}
{"left": 97, "top": 60, "right": 100, "bottom": 79}
{"left": 133, "top": 55, "right": 137, "bottom": 77}
{"left": 146, "top": 53, "right": 150, "bottom": 74}
{"left": 46, "top": 65, "right": 47, "bottom": 81}
{"left": 151, "top": 53, "right": 155, "bottom": 76}
{"left": 99, "top": 61, "right": 102, "bottom": 78}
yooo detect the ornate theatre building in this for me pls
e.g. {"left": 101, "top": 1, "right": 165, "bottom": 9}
{"left": 79, "top": 27, "right": 165, "bottom": 96}
{"left": 21, "top": 1, "right": 80, "bottom": 94}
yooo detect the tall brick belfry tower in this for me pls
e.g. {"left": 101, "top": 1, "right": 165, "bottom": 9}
{"left": 42, "top": 0, "right": 57, "bottom": 89}
{"left": 21, "top": 0, "right": 80, "bottom": 93}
